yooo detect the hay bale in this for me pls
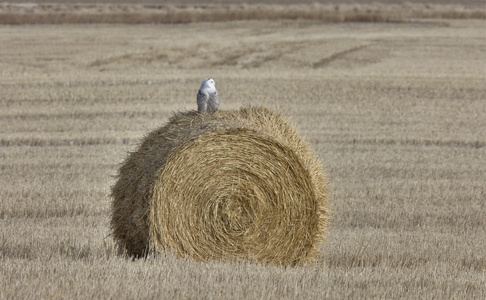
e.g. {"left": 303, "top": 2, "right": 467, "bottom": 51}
{"left": 111, "top": 106, "right": 328, "bottom": 266}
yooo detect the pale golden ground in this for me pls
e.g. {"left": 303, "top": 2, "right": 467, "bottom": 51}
{"left": 1, "top": 18, "right": 485, "bottom": 299}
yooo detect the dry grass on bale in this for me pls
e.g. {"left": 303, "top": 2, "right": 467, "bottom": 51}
{"left": 111, "top": 106, "right": 328, "bottom": 266}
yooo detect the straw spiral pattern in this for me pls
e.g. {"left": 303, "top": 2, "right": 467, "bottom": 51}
{"left": 111, "top": 106, "right": 328, "bottom": 266}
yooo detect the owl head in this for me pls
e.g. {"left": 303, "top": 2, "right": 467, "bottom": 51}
{"left": 200, "top": 78, "right": 216, "bottom": 90}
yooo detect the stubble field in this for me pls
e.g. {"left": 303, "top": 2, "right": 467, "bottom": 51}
{"left": 1, "top": 7, "right": 485, "bottom": 299}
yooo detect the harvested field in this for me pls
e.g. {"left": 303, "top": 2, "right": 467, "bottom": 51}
{"left": 1, "top": 4, "right": 485, "bottom": 299}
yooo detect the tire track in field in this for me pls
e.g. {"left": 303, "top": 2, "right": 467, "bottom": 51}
{"left": 312, "top": 45, "right": 367, "bottom": 68}
{"left": 0, "top": 111, "right": 166, "bottom": 121}
{"left": 2, "top": 136, "right": 484, "bottom": 148}
{"left": 345, "top": 138, "right": 486, "bottom": 149}
{"left": 211, "top": 40, "right": 311, "bottom": 68}
{"left": 0, "top": 137, "right": 138, "bottom": 147}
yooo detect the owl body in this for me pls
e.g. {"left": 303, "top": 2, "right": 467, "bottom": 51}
{"left": 197, "top": 78, "right": 219, "bottom": 113}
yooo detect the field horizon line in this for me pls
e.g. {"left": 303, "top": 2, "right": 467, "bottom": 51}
{"left": 0, "top": 3, "right": 485, "bottom": 25}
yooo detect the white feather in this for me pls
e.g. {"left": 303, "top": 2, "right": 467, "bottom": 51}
{"left": 197, "top": 78, "right": 219, "bottom": 113}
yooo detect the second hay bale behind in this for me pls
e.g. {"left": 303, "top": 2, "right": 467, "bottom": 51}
{"left": 111, "top": 106, "right": 328, "bottom": 266}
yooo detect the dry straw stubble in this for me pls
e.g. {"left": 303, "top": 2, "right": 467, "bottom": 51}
{"left": 111, "top": 106, "right": 328, "bottom": 266}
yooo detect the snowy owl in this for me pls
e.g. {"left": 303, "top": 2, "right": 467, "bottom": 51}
{"left": 197, "top": 78, "right": 219, "bottom": 113}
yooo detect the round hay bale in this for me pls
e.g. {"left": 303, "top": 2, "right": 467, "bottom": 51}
{"left": 111, "top": 106, "right": 328, "bottom": 266}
